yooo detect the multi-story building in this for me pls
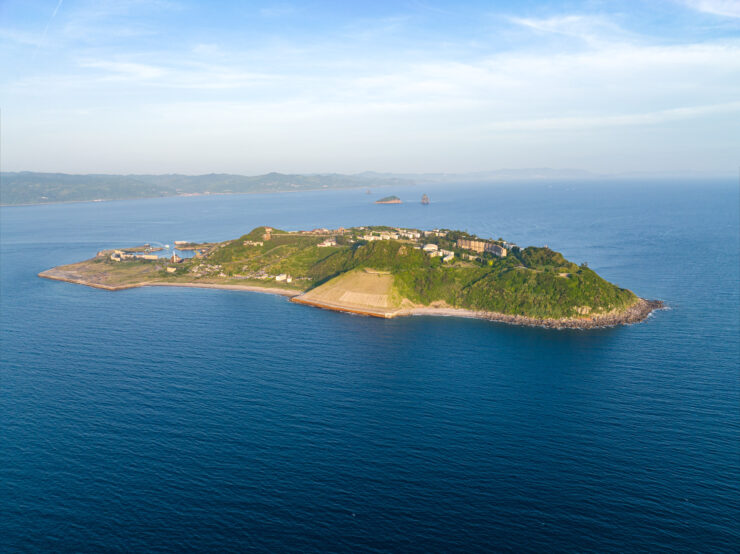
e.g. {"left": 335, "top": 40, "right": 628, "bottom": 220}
{"left": 456, "top": 238, "right": 507, "bottom": 257}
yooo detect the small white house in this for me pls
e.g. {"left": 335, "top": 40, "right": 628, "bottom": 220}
{"left": 318, "top": 238, "right": 337, "bottom": 247}
{"left": 275, "top": 274, "right": 288, "bottom": 282}
{"left": 422, "top": 244, "right": 438, "bottom": 252}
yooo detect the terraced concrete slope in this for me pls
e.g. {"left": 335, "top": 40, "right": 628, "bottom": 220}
{"left": 291, "top": 268, "right": 406, "bottom": 317}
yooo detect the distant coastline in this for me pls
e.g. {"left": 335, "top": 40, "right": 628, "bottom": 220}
{"left": 5, "top": 169, "right": 728, "bottom": 206}
{"left": 1, "top": 188, "right": 397, "bottom": 208}
{"left": 0, "top": 171, "right": 412, "bottom": 206}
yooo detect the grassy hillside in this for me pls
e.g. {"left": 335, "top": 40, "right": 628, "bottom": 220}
{"left": 200, "top": 229, "right": 637, "bottom": 318}
{"left": 202, "top": 228, "right": 638, "bottom": 318}
{"left": 348, "top": 241, "right": 637, "bottom": 318}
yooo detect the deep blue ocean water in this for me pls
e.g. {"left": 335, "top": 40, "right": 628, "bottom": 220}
{"left": 1, "top": 180, "right": 738, "bottom": 552}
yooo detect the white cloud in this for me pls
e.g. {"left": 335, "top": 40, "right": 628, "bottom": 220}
{"left": 3, "top": 6, "right": 739, "bottom": 173}
{"left": 80, "top": 60, "right": 165, "bottom": 80}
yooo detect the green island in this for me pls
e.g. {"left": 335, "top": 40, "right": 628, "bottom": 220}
{"left": 376, "top": 195, "right": 402, "bottom": 204}
{"left": 38, "top": 225, "right": 663, "bottom": 328}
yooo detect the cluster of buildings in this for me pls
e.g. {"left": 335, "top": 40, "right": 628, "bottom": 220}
{"left": 188, "top": 263, "right": 223, "bottom": 277}
{"left": 108, "top": 250, "right": 159, "bottom": 262}
{"left": 399, "top": 229, "right": 422, "bottom": 239}
{"left": 227, "top": 225, "right": 516, "bottom": 280}
{"left": 424, "top": 229, "right": 448, "bottom": 237}
{"left": 361, "top": 231, "right": 399, "bottom": 241}
{"left": 293, "top": 227, "right": 347, "bottom": 236}
{"left": 294, "top": 225, "right": 509, "bottom": 264}
{"left": 421, "top": 243, "right": 455, "bottom": 262}
{"left": 230, "top": 268, "right": 298, "bottom": 283}
{"left": 360, "top": 228, "right": 424, "bottom": 242}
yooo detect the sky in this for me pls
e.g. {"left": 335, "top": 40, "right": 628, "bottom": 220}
{"left": 0, "top": 0, "right": 738, "bottom": 175}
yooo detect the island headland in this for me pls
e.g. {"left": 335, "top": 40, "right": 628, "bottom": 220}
{"left": 38, "top": 225, "right": 664, "bottom": 328}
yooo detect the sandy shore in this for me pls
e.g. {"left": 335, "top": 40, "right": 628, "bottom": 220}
{"left": 144, "top": 282, "right": 301, "bottom": 297}
{"left": 39, "top": 269, "right": 663, "bottom": 328}
{"left": 38, "top": 271, "right": 301, "bottom": 297}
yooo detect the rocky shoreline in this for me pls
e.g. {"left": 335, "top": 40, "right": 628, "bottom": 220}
{"left": 39, "top": 269, "right": 664, "bottom": 329}
{"left": 405, "top": 298, "right": 665, "bottom": 329}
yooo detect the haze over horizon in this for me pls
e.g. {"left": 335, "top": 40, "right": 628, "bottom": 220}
{"left": 1, "top": 0, "right": 739, "bottom": 176}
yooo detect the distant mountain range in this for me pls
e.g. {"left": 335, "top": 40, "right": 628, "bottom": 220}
{"left": 0, "top": 172, "right": 412, "bottom": 205}
{"left": 0, "top": 168, "right": 729, "bottom": 205}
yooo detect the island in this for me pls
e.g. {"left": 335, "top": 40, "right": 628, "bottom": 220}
{"left": 376, "top": 195, "right": 401, "bottom": 204}
{"left": 38, "top": 225, "right": 663, "bottom": 328}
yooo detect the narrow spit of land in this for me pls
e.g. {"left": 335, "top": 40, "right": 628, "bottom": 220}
{"left": 39, "top": 225, "right": 664, "bottom": 328}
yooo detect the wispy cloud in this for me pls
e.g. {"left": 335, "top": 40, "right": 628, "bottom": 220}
{"left": 80, "top": 60, "right": 165, "bottom": 80}
{"left": 682, "top": 0, "right": 740, "bottom": 18}
{"left": 2, "top": 2, "right": 739, "bottom": 173}
{"left": 507, "top": 14, "right": 634, "bottom": 45}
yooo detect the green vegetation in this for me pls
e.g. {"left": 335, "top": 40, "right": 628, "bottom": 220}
{"left": 376, "top": 195, "right": 401, "bottom": 203}
{"left": 198, "top": 227, "right": 637, "bottom": 318}
{"left": 42, "top": 225, "right": 639, "bottom": 319}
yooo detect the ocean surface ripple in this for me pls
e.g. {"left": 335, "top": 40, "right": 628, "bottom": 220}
{"left": 1, "top": 180, "right": 738, "bottom": 552}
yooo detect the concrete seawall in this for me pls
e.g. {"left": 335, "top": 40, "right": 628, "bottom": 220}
{"left": 290, "top": 296, "right": 399, "bottom": 318}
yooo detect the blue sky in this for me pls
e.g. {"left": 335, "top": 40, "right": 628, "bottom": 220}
{"left": 1, "top": 0, "right": 738, "bottom": 175}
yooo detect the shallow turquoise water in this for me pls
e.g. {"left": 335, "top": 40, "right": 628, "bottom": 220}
{"left": 1, "top": 180, "right": 738, "bottom": 551}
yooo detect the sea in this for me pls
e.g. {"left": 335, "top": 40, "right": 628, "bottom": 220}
{"left": 1, "top": 180, "right": 738, "bottom": 552}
